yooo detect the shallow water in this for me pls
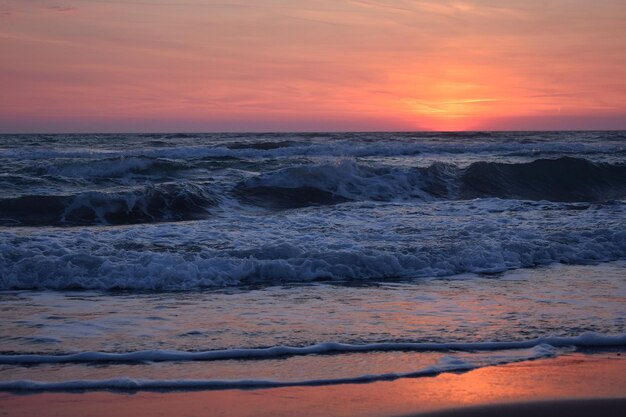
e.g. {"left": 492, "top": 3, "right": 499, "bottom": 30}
{"left": 0, "top": 263, "right": 624, "bottom": 389}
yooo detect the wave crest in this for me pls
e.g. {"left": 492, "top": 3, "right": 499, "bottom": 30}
{"left": 236, "top": 158, "right": 626, "bottom": 207}
{"left": 460, "top": 157, "right": 626, "bottom": 202}
{"left": 0, "top": 183, "right": 216, "bottom": 226}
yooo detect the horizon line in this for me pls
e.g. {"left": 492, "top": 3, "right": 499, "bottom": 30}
{"left": 1, "top": 128, "right": 625, "bottom": 135}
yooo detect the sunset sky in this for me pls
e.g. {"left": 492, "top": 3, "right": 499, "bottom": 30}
{"left": 1, "top": 0, "right": 625, "bottom": 132}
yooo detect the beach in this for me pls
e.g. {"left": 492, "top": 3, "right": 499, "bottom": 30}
{"left": 1, "top": 353, "right": 624, "bottom": 417}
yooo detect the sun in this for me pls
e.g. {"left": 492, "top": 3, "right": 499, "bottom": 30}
{"left": 402, "top": 98, "right": 497, "bottom": 131}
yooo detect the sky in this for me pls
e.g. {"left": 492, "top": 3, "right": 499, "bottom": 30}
{"left": 0, "top": 0, "right": 625, "bottom": 133}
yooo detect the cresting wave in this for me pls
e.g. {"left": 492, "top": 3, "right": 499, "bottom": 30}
{"left": 237, "top": 157, "right": 626, "bottom": 207}
{"left": 461, "top": 157, "right": 626, "bottom": 201}
{"left": 2, "top": 157, "right": 624, "bottom": 225}
{"left": 0, "top": 332, "right": 621, "bottom": 365}
{"left": 0, "top": 183, "right": 216, "bottom": 226}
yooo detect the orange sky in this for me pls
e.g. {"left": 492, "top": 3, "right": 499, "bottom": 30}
{"left": 1, "top": 0, "right": 625, "bottom": 132}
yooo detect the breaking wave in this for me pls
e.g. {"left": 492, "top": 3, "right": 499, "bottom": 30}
{"left": 237, "top": 157, "right": 626, "bottom": 207}
{"left": 1, "top": 226, "right": 624, "bottom": 290}
{"left": 5, "top": 157, "right": 623, "bottom": 226}
{"left": 0, "top": 183, "right": 216, "bottom": 226}
{"left": 460, "top": 157, "right": 626, "bottom": 201}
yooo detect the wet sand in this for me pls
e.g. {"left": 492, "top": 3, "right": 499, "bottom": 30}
{"left": 0, "top": 352, "right": 624, "bottom": 417}
{"left": 407, "top": 398, "right": 626, "bottom": 417}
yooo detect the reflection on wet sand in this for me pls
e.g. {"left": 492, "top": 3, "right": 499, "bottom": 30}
{"left": 1, "top": 353, "right": 624, "bottom": 417}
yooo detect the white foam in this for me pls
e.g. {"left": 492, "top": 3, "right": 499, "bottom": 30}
{"left": 1, "top": 196, "right": 625, "bottom": 289}
{"left": 241, "top": 160, "right": 454, "bottom": 201}
{"left": 0, "top": 370, "right": 464, "bottom": 391}
{"left": 0, "top": 332, "right": 619, "bottom": 364}
{"left": 0, "top": 345, "right": 557, "bottom": 392}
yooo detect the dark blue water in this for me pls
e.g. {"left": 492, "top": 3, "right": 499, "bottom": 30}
{"left": 0, "top": 131, "right": 625, "bottom": 289}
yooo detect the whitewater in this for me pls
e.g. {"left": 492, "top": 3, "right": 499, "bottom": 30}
{"left": 0, "top": 131, "right": 624, "bottom": 391}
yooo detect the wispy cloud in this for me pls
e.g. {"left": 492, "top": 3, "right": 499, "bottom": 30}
{"left": 48, "top": 5, "right": 78, "bottom": 13}
{"left": 350, "top": 0, "right": 525, "bottom": 19}
{"left": 0, "top": 31, "right": 79, "bottom": 46}
{"left": 83, "top": 0, "right": 251, "bottom": 8}
{"left": 442, "top": 98, "right": 505, "bottom": 104}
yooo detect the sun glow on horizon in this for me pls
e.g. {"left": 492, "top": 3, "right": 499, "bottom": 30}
{"left": 0, "top": 0, "right": 625, "bottom": 132}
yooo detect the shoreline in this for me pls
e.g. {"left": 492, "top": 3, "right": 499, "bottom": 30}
{"left": 0, "top": 352, "right": 624, "bottom": 417}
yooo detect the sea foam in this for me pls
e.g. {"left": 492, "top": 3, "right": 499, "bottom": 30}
{"left": 0, "top": 332, "right": 620, "bottom": 364}
{"left": 0, "top": 344, "right": 558, "bottom": 392}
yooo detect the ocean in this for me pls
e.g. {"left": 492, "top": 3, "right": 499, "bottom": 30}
{"left": 0, "top": 131, "right": 625, "bottom": 392}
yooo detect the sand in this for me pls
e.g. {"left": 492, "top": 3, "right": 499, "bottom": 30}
{"left": 0, "top": 352, "right": 624, "bottom": 417}
{"left": 407, "top": 398, "right": 626, "bottom": 417}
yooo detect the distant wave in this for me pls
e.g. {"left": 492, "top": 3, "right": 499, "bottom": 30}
{"left": 0, "top": 183, "right": 216, "bottom": 226}
{"left": 42, "top": 156, "right": 187, "bottom": 179}
{"left": 226, "top": 140, "right": 302, "bottom": 150}
{"left": 3, "top": 137, "right": 625, "bottom": 162}
{"left": 0, "top": 332, "right": 621, "bottom": 365}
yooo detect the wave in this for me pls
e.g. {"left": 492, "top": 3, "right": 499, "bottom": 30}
{"left": 3, "top": 135, "right": 625, "bottom": 162}
{"left": 0, "top": 345, "right": 557, "bottom": 392}
{"left": 0, "top": 332, "right": 620, "bottom": 365}
{"left": 236, "top": 185, "right": 351, "bottom": 209}
{"left": 0, "top": 365, "right": 475, "bottom": 392}
{"left": 460, "top": 157, "right": 626, "bottom": 202}
{"left": 237, "top": 158, "right": 626, "bottom": 207}
{"left": 0, "top": 183, "right": 216, "bottom": 226}
{"left": 1, "top": 226, "right": 624, "bottom": 290}
{"left": 227, "top": 140, "right": 302, "bottom": 151}
{"left": 236, "top": 160, "right": 458, "bottom": 206}
{"left": 41, "top": 157, "right": 187, "bottom": 179}
{"left": 5, "top": 158, "right": 622, "bottom": 226}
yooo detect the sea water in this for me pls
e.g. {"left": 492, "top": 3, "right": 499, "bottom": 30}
{"left": 0, "top": 131, "right": 624, "bottom": 391}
